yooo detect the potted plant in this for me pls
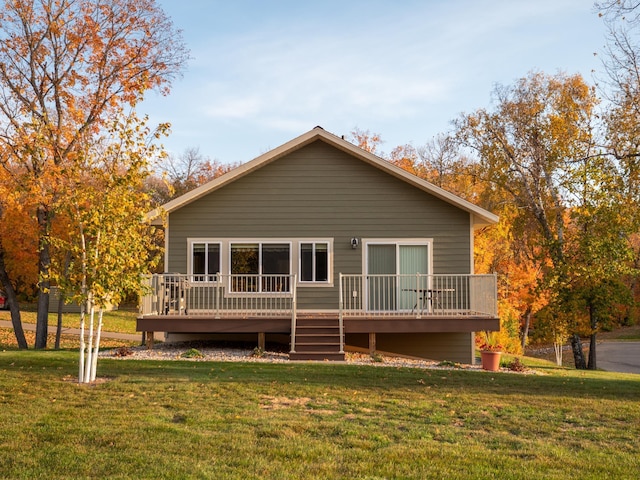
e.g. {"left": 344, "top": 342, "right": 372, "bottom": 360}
{"left": 478, "top": 332, "right": 503, "bottom": 371}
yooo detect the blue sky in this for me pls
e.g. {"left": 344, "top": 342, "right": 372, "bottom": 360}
{"left": 140, "top": 0, "right": 608, "bottom": 165}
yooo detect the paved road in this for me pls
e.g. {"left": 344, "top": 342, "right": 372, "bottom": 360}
{"left": 0, "top": 320, "right": 141, "bottom": 342}
{"left": 596, "top": 341, "right": 640, "bottom": 374}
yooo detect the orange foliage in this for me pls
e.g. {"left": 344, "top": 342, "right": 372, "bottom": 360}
{"left": 387, "top": 137, "right": 548, "bottom": 353}
{"left": 0, "top": 195, "right": 39, "bottom": 296}
{"left": 348, "top": 128, "right": 383, "bottom": 154}
{"left": 0, "top": 0, "right": 187, "bottom": 310}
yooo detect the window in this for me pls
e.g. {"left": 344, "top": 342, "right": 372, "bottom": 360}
{"left": 188, "top": 238, "right": 333, "bottom": 290}
{"left": 192, "top": 243, "right": 220, "bottom": 282}
{"left": 230, "top": 242, "right": 290, "bottom": 292}
{"left": 300, "top": 242, "right": 329, "bottom": 283}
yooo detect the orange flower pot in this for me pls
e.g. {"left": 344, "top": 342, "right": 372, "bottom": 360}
{"left": 481, "top": 351, "right": 502, "bottom": 371}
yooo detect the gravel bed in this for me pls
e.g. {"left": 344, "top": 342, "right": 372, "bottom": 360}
{"left": 99, "top": 341, "right": 532, "bottom": 372}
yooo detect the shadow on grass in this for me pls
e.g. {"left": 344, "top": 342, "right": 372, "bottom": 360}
{"left": 2, "top": 349, "right": 638, "bottom": 401}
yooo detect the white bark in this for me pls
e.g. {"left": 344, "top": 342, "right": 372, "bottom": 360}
{"left": 78, "top": 302, "right": 86, "bottom": 383}
{"left": 90, "top": 308, "right": 104, "bottom": 382}
{"left": 83, "top": 301, "right": 95, "bottom": 383}
{"left": 554, "top": 341, "right": 563, "bottom": 366}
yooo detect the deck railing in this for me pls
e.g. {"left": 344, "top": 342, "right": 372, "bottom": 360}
{"left": 339, "top": 273, "right": 497, "bottom": 318}
{"left": 140, "top": 273, "right": 297, "bottom": 319}
{"left": 139, "top": 273, "right": 497, "bottom": 319}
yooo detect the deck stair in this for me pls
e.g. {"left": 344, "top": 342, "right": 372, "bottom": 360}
{"left": 289, "top": 315, "right": 345, "bottom": 361}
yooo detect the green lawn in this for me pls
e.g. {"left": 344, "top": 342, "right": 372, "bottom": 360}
{"left": 0, "top": 308, "right": 138, "bottom": 334}
{"left": 0, "top": 350, "right": 638, "bottom": 479}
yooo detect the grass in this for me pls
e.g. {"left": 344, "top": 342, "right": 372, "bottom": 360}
{"left": 0, "top": 349, "right": 639, "bottom": 479}
{"left": 0, "top": 306, "right": 138, "bottom": 335}
{"left": 0, "top": 309, "right": 139, "bottom": 351}
{"left": 599, "top": 324, "right": 640, "bottom": 340}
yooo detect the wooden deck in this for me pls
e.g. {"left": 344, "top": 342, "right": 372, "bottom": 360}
{"left": 137, "top": 313, "right": 499, "bottom": 335}
{"left": 136, "top": 312, "right": 499, "bottom": 361}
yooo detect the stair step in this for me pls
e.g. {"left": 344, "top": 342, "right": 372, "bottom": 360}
{"left": 294, "top": 343, "right": 342, "bottom": 353}
{"left": 295, "top": 317, "right": 339, "bottom": 327}
{"left": 296, "top": 334, "right": 340, "bottom": 345}
{"left": 290, "top": 315, "right": 343, "bottom": 362}
{"left": 295, "top": 326, "right": 340, "bottom": 335}
{"left": 289, "top": 352, "right": 345, "bottom": 361}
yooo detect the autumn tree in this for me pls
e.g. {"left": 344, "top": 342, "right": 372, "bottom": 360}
{"left": 52, "top": 111, "right": 164, "bottom": 382}
{"left": 348, "top": 128, "right": 527, "bottom": 353}
{"left": 453, "top": 71, "right": 634, "bottom": 369}
{"left": 159, "top": 147, "right": 237, "bottom": 201}
{"left": 597, "top": 0, "right": 640, "bottom": 311}
{"left": 564, "top": 153, "right": 637, "bottom": 368}
{"left": 414, "top": 135, "right": 536, "bottom": 354}
{"left": 416, "top": 134, "right": 457, "bottom": 185}
{"left": 0, "top": 155, "right": 39, "bottom": 348}
{"left": 0, "top": 195, "right": 29, "bottom": 348}
{"left": 348, "top": 127, "right": 384, "bottom": 154}
{"left": 0, "top": 0, "right": 187, "bottom": 348}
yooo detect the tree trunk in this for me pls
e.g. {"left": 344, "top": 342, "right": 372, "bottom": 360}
{"left": 35, "top": 205, "right": 51, "bottom": 349}
{"left": 55, "top": 252, "right": 72, "bottom": 350}
{"left": 570, "top": 333, "right": 587, "bottom": 369}
{"left": 587, "top": 302, "right": 597, "bottom": 370}
{"left": 90, "top": 309, "right": 104, "bottom": 382}
{"left": 588, "top": 332, "right": 597, "bottom": 370}
{"left": 0, "top": 241, "right": 27, "bottom": 349}
{"left": 55, "top": 289, "right": 64, "bottom": 350}
{"left": 521, "top": 306, "right": 532, "bottom": 353}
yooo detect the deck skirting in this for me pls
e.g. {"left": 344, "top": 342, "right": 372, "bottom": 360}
{"left": 136, "top": 314, "right": 499, "bottom": 335}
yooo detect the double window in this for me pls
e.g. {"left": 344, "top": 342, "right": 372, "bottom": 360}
{"left": 231, "top": 243, "right": 290, "bottom": 292}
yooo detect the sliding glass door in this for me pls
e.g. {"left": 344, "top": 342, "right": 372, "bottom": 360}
{"left": 398, "top": 244, "right": 429, "bottom": 311}
{"left": 367, "top": 244, "right": 397, "bottom": 311}
{"left": 367, "top": 242, "right": 430, "bottom": 312}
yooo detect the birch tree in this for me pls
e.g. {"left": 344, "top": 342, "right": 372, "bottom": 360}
{"left": 53, "top": 111, "right": 163, "bottom": 383}
{"left": 0, "top": 0, "right": 187, "bottom": 348}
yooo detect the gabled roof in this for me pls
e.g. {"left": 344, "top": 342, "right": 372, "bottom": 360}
{"left": 149, "top": 126, "right": 498, "bottom": 228}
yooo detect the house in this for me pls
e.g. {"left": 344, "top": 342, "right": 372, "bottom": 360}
{"left": 137, "top": 127, "right": 499, "bottom": 363}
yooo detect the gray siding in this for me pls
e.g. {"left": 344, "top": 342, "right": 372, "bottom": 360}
{"left": 168, "top": 140, "right": 471, "bottom": 310}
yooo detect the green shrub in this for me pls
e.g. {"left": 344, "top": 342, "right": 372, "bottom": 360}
{"left": 180, "top": 348, "right": 204, "bottom": 359}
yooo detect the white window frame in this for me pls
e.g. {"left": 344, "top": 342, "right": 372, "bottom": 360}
{"left": 188, "top": 240, "right": 221, "bottom": 283}
{"left": 298, "top": 240, "right": 332, "bottom": 286}
{"left": 363, "top": 239, "right": 433, "bottom": 276}
{"left": 187, "top": 238, "right": 334, "bottom": 290}
{"left": 362, "top": 239, "right": 433, "bottom": 312}
{"left": 228, "top": 241, "right": 293, "bottom": 294}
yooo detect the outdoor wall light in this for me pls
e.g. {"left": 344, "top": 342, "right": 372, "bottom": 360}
{"left": 351, "top": 237, "right": 359, "bottom": 249}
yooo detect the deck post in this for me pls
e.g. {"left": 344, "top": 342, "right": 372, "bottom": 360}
{"left": 258, "top": 332, "right": 265, "bottom": 351}
{"left": 369, "top": 332, "right": 376, "bottom": 355}
{"left": 145, "top": 331, "right": 154, "bottom": 350}
{"left": 290, "top": 274, "right": 297, "bottom": 353}
{"left": 339, "top": 273, "right": 344, "bottom": 354}
{"left": 416, "top": 273, "right": 422, "bottom": 319}
{"left": 214, "top": 272, "right": 221, "bottom": 319}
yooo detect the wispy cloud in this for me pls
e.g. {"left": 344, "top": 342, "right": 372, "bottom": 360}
{"left": 145, "top": 0, "right": 607, "bottom": 162}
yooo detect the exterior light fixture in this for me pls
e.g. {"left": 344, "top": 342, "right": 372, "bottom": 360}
{"left": 351, "top": 237, "right": 359, "bottom": 249}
